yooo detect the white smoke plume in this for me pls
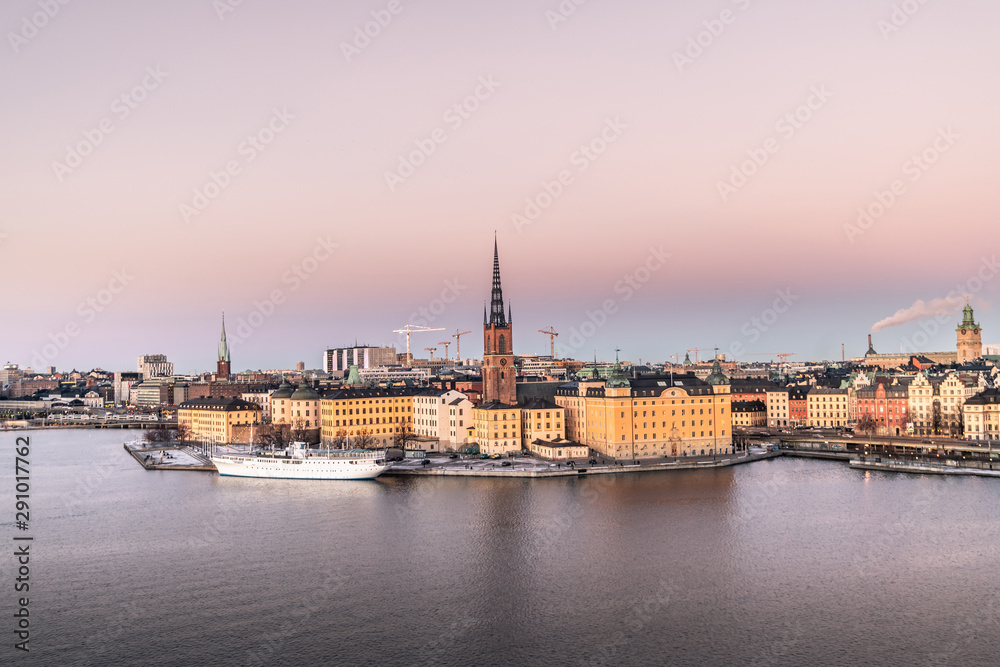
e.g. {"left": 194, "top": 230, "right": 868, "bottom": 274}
{"left": 870, "top": 296, "right": 965, "bottom": 333}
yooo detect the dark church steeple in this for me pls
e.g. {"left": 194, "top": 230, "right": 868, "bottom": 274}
{"left": 489, "top": 236, "right": 507, "bottom": 327}
{"left": 482, "top": 238, "right": 516, "bottom": 405}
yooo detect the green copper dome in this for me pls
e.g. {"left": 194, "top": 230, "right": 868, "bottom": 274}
{"left": 705, "top": 358, "right": 730, "bottom": 385}
{"left": 271, "top": 380, "right": 293, "bottom": 399}
{"left": 605, "top": 353, "right": 630, "bottom": 389}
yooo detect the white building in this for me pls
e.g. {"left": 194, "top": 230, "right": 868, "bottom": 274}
{"left": 137, "top": 354, "right": 174, "bottom": 379}
{"left": 359, "top": 366, "right": 430, "bottom": 384}
{"left": 114, "top": 372, "right": 142, "bottom": 405}
{"left": 413, "top": 389, "right": 473, "bottom": 450}
{"left": 323, "top": 346, "right": 398, "bottom": 373}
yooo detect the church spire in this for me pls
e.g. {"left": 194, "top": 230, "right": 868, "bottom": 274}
{"left": 218, "top": 312, "right": 230, "bottom": 363}
{"left": 489, "top": 236, "right": 507, "bottom": 327}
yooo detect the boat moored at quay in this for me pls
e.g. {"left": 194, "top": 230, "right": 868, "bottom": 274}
{"left": 211, "top": 442, "right": 390, "bottom": 480}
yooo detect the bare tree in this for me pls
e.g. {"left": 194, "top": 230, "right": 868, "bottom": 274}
{"left": 290, "top": 417, "right": 309, "bottom": 444}
{"left": 353, "top": 428, "right": 377, "bottom": 449}
{"left": 856, "top": 414, "right": 877, "bottom": 440}
{"left": 393, "top": 428, "right": 418, "bottom": 451}
{"left": 256, "top": 423, "right": 292, "bottom": 449}
{"left": 330, "top": 428, "right": 348, "bottom": 449}
{"left": 176, "top": 423, "right": 191, "bottom": 442}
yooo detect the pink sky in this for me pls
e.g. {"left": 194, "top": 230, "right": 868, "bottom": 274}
{"left": 2, "top": 0, "right": 999, "bottom": 372}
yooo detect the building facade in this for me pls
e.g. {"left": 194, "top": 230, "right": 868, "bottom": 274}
{"left": 963, "top": 388, "right": 1000, "bottom": 442}
{"left": 807, "top": 387, "right": 848, "bottom": 427}
{"left": 319, "top": 387, "right": 415, "bottom": 447}
{"left": 555, "top": 358, "right": 733, "bottom": 460}
{"left": 137, "top": 354, "right": 173, "bottom": 379}
{"left": 323, "top": 346, "right": 398, "bottom": 373}
{"left": 178, "top": 397, "right": 261, "bottom": 444}
{"left": 766, "top": 388, "right": 789, "bottom": 428}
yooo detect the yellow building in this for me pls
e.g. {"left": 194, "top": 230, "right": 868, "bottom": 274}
{"left": 555, "top": 358, "right": 733, "bottom": 460}
{"left": 473, "top": 403, "right": 522, "bottom": 455}
{"left": 963, "top": 388, "right": 1000, "bottom": 442}
{"left": 807, "top": 388, "right": 848, "bottom": 427}
{"left": 519, "top": 397, "right": 565, "bottom": 449}
{"left": 270, "top": 380, "right": 321, "bottom": 429}
{"left": 178, "top": 397, "right": 261, "bottom": 445}
{"left": 319, "top": 387, "right": 416, "bottom": 448}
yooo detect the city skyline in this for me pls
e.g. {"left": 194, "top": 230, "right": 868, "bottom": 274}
{"left": 4, "top": 0, "right": 1000, "bottom": 371}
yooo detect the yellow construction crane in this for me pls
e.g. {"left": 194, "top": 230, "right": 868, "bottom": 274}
{"left": 747, "top": 352, "right": 796, "bottom": 363}
{"left": 538, "top": 326, "right": 559, "bottom": 359}
{"left": 424, "top": 347, "right": 437, "bottom": 360}
{"left": 393, "top": 324, "right": 445, "bottom": 362}
{"left": 452, "top": 329, "right": 472, "bottom": 362}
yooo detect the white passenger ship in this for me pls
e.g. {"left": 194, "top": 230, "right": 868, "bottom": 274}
{"left": 211, "top": 442, "right": 391, "bottom": 480}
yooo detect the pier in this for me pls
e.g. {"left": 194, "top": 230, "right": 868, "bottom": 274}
{"left": 124, "top": 442, "right": 216, "bottom": 471}
{"left": 384, "top": 449, "right": 780, "bottom": 478}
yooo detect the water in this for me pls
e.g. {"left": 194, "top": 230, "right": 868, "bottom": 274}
{"left": 4, "top": 430, "right": 1000, "bottom": 666}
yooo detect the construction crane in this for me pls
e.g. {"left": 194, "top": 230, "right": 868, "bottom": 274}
{"left": 452, "top": 329, "right": 472, "bottom": 362}
{"left": 538, "top": 327, "right": 559, "bottom": 359}
{"left": 438, "top": 341, "right": 451, "bottom": 360}
{"left": 393, "top": 325, "right": 445, "bottom": 362}
{"left": 686, "top": 347, "right": 718, "bottom": 363}
{"left": 424, "top": 347, "right": 437, "bottom": 360}
{"left": 747, "top": 352, "right": 796, "bottom": 363}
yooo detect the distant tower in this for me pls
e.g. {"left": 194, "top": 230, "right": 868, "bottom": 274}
{"left": 217, "top": 312, "right": 231, "bottom": 380}
{"left": 482, "top": 238, "right": 516, "bottom": 405}
{"left": 956, "top": 302, "right": 982, "bottom": 364}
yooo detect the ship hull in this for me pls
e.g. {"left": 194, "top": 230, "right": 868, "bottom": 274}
{"left": 211, "top": 453, "right": 390, "bottom": 480}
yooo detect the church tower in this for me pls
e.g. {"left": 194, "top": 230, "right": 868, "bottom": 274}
{"left": 217, "top": 312, "right": 232, "bottom": 380}
{"left": 482, "top": 238, "right": 516, "bottom": 405}
{"left": 956, "top": 302, "right": 982, "bottom": 364}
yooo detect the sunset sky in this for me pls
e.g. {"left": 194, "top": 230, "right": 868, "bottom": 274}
{"left": 3, "top": 0, "right": 999, "bottom": 373}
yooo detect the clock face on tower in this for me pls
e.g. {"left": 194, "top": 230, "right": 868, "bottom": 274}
{"left": 500, "top": 358, "right": 507, "bottom": 366}
{"left": 962, "top": 329, "right": 967, "bottom": 334}
{"left": 974, "top": 329, "right": 980, "bottom": 334}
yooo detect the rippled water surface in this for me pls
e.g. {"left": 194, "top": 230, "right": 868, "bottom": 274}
{"left": 4, "top": 430, "right": 999, "bottom": 666}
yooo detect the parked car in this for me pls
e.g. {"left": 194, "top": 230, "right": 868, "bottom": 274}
{"left": 448, "top": 454, "right": 458, "bottom": 459}
{"left": 501, "top": 461, "right": 511, "bottom": 467}
{"left": 420, "top": 459, "right": 431, "bottom": 466}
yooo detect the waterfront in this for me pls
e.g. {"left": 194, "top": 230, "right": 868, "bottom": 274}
{"left": 4, "top": 430, "right": 1000, "bottom": 666}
